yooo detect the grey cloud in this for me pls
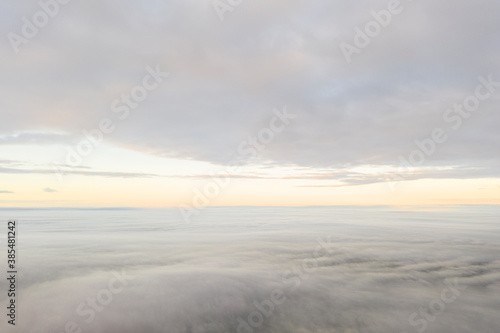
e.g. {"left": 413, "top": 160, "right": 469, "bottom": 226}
{"left": 6, "top": 167, "right": 158, "bottom": 178}
{"left": 170, "top": 165, "right": 500, "bottom": 187}
{"left": 2, "top": 207, "right": 499, "bottom": 333}
{"left": 296, "top": 166, "right": 500, "bottom": 187}
{"left": 0, "top": 0, "right": 499, "bottom": 178}
{"left": 0, "top": 158, "right": 157, "bottom": 178}
{"left": 0, "top": 166, "right": 158, "bottom": 178}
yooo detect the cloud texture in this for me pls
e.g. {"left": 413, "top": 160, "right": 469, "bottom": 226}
{"left": 1, "top": 206, "right": 499, "bottom": 332}
{"left": 1, "top": 0, "right": 499, "bottom": 180}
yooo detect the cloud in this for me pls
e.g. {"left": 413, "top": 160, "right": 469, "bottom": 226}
{"left": 295, "top": 166, "right": 500, "bottom": 187}
{"left": 0, "top": 166, "right": 158, "bottom": 178}
{"left": 0, "top": 0, "right": 499, "bottom": 181}
{"left": 44, "top": 187, "right": 57, "bottom": 193}
{"left": 2, "top": 206, "right": 500, "bottom": 332}
{"left": 0, "top": 132, "right": 75, "bottom": 145}
{"left": 0, "top": 190, "right": 14, "bottom": 194}
{"left": 169, "top": 165, "right": 500, "bottom": 187}
{"left": 0, "top": 160, "right": 158, "bottom": 178}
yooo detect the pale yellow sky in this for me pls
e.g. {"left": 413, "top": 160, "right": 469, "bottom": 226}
{"left": 1, "top": 143, "right": 498, "bottom": 208}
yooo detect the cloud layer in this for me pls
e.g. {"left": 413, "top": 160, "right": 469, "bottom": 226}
{"left": 1, "top": 0, "right": 499, "bottom": 181}
{"left": 1, "top": 207, "right": 499, "bottom": 332}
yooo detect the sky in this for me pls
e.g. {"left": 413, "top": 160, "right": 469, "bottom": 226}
{"left": 1, "top": 0, "right": 499, "bottom": 207}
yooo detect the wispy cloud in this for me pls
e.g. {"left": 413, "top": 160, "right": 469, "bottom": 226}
{"left": 0, "top": 158, "right": 158, "bottom": 178}
{"left": 0, "top": 132, "right": 75, "bottom": 145}
{"left": 171, "top": 166, "right": 498, "bottom": 187}
{"left": 297, "top": 167, "right": 499, "bottom": 187}
{"left": 2, "top": 167, "right": 158, "bottom": 178}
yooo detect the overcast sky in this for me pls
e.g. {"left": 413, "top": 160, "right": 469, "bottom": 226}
{"left": 1, "top": 0, "right": 499, "bottom": 207}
